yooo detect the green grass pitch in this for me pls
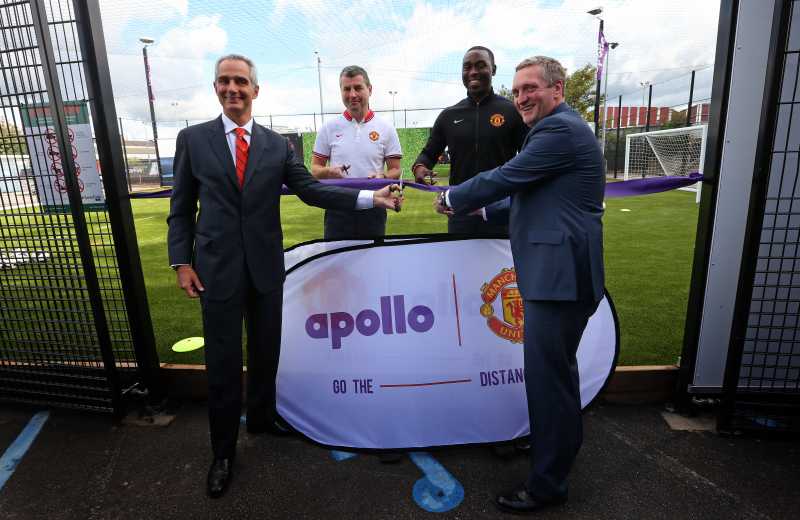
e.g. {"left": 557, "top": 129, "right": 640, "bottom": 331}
{"left": 135, "top": 178, "right": 698, "bottom": 366}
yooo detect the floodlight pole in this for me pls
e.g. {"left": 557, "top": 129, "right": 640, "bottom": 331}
{"left": 589, "top": 10, "right": 604, "bottom": 138}
{"left": 389, "top": 90, "right": 398, "bottom": 127}
{"left": 315, "top": 51, "right": 324, "bottom": 124}
{"left": 601, "top": 42, "right": 618, "bottom": 153}
{"left": 140, "top": 38, "right": 163, "bottom": 186}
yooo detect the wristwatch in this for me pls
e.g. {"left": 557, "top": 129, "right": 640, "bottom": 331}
{"left": 436, "top": 191, "right": 450, "bottom": 210}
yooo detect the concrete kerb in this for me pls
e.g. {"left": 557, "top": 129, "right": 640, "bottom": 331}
{"left": 158, "top": 363, "right": 679, "bottom": 404}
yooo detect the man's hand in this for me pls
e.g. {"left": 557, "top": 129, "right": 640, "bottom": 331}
{"left": 413, "top": 165, "right": 437, "bottom": 185}
{"left": 367, "top": 172, "right": 387, "bottom": 179}
{"left": 326, "top": 164, "right": 348, "bottom": 178}
{"left": 433, "top": 191, "right": 454, "bottom": 216}
{"left": 176, "top": 265, "right": 204, "bottom": 298}
{"left": 373, "top": 184, "right": 404, "bottom": 212}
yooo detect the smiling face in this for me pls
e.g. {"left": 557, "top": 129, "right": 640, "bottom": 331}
{"left": 512, "top": 65, "right": 563, "bottom": 127}
{"left": 214, "top": 58, "right": 259, "bottom": 125}
{"left": 462, "top": 49, "right": 495, "bottom": 100}
{"left": 340, "top": 74, "right": 371, "bottom": 121}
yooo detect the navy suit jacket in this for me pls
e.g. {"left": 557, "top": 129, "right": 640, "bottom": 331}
{"left": 448, "top": 103, "right": 605, "bottom": 302}
{"left": 167, "top": 116, "right": 358, "bottom": 301}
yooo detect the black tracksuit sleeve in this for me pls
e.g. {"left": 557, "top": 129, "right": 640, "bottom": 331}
{"left": 413, "top": 111, "right": 448, "bottom": 170}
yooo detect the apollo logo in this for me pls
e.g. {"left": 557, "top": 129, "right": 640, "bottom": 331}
{"left": 305, "top": 295, "right": 435, "bottom": 348}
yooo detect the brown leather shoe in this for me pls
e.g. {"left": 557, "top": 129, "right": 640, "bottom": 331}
{"left": 494, "top": 487, "right": 566, "bottom": 514}
{"left": 206, "top": 458, "right": 233, "bottom": 498}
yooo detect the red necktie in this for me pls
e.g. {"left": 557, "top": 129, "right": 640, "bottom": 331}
{"left": 234, "top": 127, "right": 249, "bottom": 188}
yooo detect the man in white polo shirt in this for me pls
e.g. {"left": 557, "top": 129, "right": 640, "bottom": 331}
{"left": 312, "top": 65, "right": 402, "bottom": 239}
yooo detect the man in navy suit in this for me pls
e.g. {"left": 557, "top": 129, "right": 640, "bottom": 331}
{"left": 435, "top": 56, "right": 604, "bottom": 513}
{"left": 168, "top": 54, "right": 402, "bottom": 498}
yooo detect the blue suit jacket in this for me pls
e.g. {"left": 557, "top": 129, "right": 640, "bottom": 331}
{"left": 448, "top": 103, "right": 605, "bottom": 302}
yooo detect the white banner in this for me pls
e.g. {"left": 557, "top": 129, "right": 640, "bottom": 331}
{"left": 277, "top": 238, "right": 618, "bottom": 448}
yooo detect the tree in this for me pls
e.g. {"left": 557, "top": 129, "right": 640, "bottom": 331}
{"left": 564, "top": 64, "right": 597, "bottom": 121}
{"left": 498, "top": 84, "right": 513, "bottom": 102}
{"left": 0, "top": 120, "right": 25, "bottom": 154}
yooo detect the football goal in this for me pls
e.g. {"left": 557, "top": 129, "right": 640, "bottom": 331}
{"left": 624, "top": 125, "right": 707, "bottom": 202}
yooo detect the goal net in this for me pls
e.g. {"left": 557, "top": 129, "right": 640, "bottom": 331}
{"left": 624, "top": 125, "right": 707, "bottom": 201}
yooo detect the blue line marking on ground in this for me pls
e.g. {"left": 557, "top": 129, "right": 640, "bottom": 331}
{"left": 330, "top": 450, "right": 358, "bottom": 461}
{"left": 0, "top": 411, "right": 49, "bottom": 491}
{"left": 409, "top": 451, "right": 464, "bottom": 513}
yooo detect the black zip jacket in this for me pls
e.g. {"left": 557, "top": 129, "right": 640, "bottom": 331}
{"left": 413, "top": 91, "right": 529, "bottom": 186}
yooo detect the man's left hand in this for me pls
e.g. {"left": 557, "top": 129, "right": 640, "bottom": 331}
{"left": 367, "top": 172, "right": 387, "bottom": 179}
{"left": 373, "top": 184, "right": 404, "bottom": 212}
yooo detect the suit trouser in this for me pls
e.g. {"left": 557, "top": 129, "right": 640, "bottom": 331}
{"left": 448, "top": 213, "right": 508, "bottom": 236}
{"left": 200, "top": 272, "right": 283, "bottom": 459}
{"left": 523, "top": 297, "right": 599, "bottom": 500}
{"left": 324, "top": 207, "right": 387, "bottom": 239}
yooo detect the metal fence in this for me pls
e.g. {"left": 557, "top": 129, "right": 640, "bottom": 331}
{"left": 719, "top": 0, "right": 800, "bottom": 433}
{"left": 0, "top": 0, "right": 159, "bottom": 416}
{"left": 602, "top": 67, "right": 713, "bottom": 178}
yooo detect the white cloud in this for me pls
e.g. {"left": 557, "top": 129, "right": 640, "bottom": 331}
{"left": 99, "top": 0, "right": 721, "bottom": 134}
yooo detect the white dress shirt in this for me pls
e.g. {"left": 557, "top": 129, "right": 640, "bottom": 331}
{"left": 221, "top": 113, "right": 373, "bottom": 209}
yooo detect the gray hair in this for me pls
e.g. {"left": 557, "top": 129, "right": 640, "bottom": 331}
{"left": 339, "top": 65, "right": 371, "bottom": 88}
{"left": 515, "top": 56, "right": 566, "bottom": 86}
{"left": 214, "top": 54, "right": 258, "bottom": 86}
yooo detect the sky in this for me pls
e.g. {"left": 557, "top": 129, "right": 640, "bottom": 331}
{"left": 97, "top": 0, "right": 721, "bottom": 144}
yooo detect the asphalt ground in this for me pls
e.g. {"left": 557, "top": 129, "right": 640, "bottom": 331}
{"left": 0, "top": 401, "right": 798, "bottom": 519}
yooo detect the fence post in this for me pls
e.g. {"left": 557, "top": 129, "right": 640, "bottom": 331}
{"left": 30, "top": 0, "right": 122, "bottom": 415}
{"left": 614, "top": 95, "right": 622, "bottom": 179}
{"left": 270, "top": 114, "right": 273, "bottom": 129}
{"left": 645, "top": 84, "right": 653, "bottom": 132}
{"left": 75, "top": 0, "right": 164, "bottom": 406}
{"left": 686, "top": 69, "right": 696, "bottom": 127}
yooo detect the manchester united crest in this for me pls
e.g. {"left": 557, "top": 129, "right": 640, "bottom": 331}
{"left": 479, "top": 268, "right": 524, "bottom": 343}
{"left": 489, "top": 114, "right": 505, "bottom": 127}
{"left": 369, "top": 131, "right": 380, "bottom": 141}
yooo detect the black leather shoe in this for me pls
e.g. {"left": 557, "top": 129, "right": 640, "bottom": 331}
{"left": 377, "top": 451, "right": 403, "bottom": 464}
{"left": 494, "top": 488, "right": 566, "bottom": 514}
{"left": 247, "top": 417, "right": 293, "bottom": 436}
{"left": 206, "top": 458, "right": 233, "bottom": 498}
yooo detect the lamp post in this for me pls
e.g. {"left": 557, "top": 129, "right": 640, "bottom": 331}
{"left": 587, "top": 7, "right": 604, "bottom": 138}
{"left": 315, "top": 51, "right": 324, "bottom": 124}
{"left": 139, "top": 37, "right": 163, "bottom": 185}
{"left": 388, "top": 90, "right": 398, "bottom": 127}
{"left": 600, "top": 42, "right": 618, "bottom": 153}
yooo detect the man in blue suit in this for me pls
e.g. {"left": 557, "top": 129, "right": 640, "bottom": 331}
{"left": 435, "top": 56, "right": 604, "bottom": 513}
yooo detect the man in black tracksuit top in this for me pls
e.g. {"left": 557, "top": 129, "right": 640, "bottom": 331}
{"left": 412, "top": 46, "right": 529, "bottom": 235}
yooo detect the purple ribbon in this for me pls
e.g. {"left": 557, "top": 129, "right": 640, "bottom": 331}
{"left": 130, "top": 173, "right": 704, "bottom": 200}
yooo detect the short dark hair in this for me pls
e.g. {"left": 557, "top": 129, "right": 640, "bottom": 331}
{"left": 339, "top": 65, "right": 371, "bottom": 88}
{"left": 466, "top": 46, "right": 495, "bottom": 66}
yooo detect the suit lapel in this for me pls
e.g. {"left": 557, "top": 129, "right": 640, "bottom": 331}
{"left": 242, "top": 122, "right": 267, "bottom": 191}
{"left": 206, "top": 116, "right": 239, "bottom": 189}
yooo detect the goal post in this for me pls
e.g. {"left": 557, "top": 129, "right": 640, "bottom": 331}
{"left": 624, "top": 125, "right": 707, "bottom": 202}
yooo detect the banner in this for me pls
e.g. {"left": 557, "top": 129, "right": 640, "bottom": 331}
{"left": 20, "top": 102, "right": 105, "bottom": 212}
{"left": 277, "top": 237, "right": 619, "bottom": 449}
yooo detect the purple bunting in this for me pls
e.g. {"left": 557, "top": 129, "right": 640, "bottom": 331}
{"left": 129, "top": 173, "right": 704, "bottom": 200}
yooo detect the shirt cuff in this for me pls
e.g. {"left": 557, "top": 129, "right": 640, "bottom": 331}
{"left": 171, "top": 264, "right": 189, "bottom": 270}
{"left": 356, "top": 190, "right": 374, "bottom": 209}
{"left": 480, "top": 207, "right": 487, "bottom": 221}
{"left": 444, "top": 190, "right": 452, "bottom": 209}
